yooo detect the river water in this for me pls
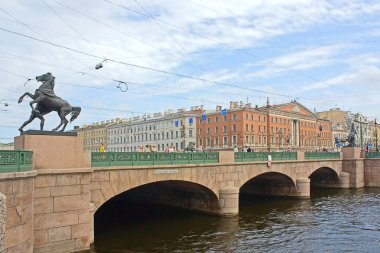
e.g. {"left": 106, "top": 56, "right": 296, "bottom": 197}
{"left": 93, "top": 188, "right": 380, "bottom": 252}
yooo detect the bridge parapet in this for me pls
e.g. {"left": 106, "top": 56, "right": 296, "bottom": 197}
{"left": 0, "top": 150, "right": 33, "bottom": 173}
{"left": 91, "top": 152, "right": 220, "bottom": 167}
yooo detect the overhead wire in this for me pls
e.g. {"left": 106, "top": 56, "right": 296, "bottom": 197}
{"left": 0, "top": 51, "right": 226, "bottom": 105}
{"left": 41, "top": 0, "right": 107, "bottom": 59}
{"left": 0, "top": 6, "right": 91, "bottom": 70}
{"left": 102, "top": 0, "right": 361, "bottom": 92}
{"left": 49, "top": 0, "right": 207, "bottom": 71}
{"left": 0, "top": 26, "right": 299, "bottom": 99}
{"left": 133, "top": 0, "right": 206, "bottom": 71}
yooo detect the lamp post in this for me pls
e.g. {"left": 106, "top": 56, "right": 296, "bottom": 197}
{"left": 375, "top": 119, "right": 378, "bottom": 152}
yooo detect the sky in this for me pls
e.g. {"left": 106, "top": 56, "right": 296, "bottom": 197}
{"left": 1, "top": 0, "right": 380, "bottom": 142}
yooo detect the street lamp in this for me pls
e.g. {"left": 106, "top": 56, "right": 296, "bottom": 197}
{"left": 375, "top": 119, "right": 378, "bottom": 152}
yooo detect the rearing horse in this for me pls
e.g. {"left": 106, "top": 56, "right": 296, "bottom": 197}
{"left": 18, "top": 72, "right": 81, "bottom": 132}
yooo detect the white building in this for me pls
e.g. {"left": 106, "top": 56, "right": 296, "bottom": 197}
{"left": 107, "top": 109, "right": 198, "bottom": 152}
{"left": 0, "top": 142, "right": 14, "bottom": 150}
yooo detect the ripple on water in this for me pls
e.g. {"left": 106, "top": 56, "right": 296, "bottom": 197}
{"left": 94, "top": 188, "right": 380, "bottom": 253}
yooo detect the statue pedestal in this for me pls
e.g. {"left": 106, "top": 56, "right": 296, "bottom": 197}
{"left": 342, "top": 146, "right": 361, "bottom": 159}
{"left": 14, "top": 130, "right": 90, "bottom": 170}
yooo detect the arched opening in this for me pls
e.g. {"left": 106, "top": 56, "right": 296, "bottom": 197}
{"left": 94, "top": 180, "right": 219, "bottom": 251}
{"left": 240, "top": 172, "right": 297, "bottom": 198}
{"left": 309, "top": 167, "right": 340, "bottom": 188}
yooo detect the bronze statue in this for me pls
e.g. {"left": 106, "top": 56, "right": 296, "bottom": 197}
{"left": 347, "top": 123, "right": 357, "bottom": 147}
{"left": 18, "top": 72, "right": 81, "bottom": 132}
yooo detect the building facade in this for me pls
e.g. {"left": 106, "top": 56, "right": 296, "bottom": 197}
{"left": 76, "top": 121, "right": 111, "bottom": 152}
{"left": 197, "top": 101, "right": 333, "bottom": 151}
{"left": 107, "top": 109, "right": 198, "bottom": 152}
{"left": 0, "top": 142, "right": 14, "bottom": 150}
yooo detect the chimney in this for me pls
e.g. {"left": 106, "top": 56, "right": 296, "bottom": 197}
{"left": 216, "top": 105, "right": 222, "bottom": 111}
{"left": 230, "top": 101, "right": 234, "bottom": 109}
{"left": 240, "top": 101, "right": 244, "bottom": 108}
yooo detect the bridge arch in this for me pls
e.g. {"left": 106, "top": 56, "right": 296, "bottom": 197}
{"left": 95, "top": 180, "right": 220, "bottom": 216}
{"left": 308, "top": 167, "right": 340, "bottom": 188}
{"left": 240, "top": 172, "right": 298, "bottom": 197}
{"left": 91, "top": 168, "right": 219, "bottom": 212}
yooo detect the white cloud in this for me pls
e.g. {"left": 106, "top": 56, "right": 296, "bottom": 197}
{"left": 1, "top": 0, "right": 380, "bottom": 139}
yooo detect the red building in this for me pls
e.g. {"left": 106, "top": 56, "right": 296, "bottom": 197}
{"left": 196, "top": 100, "right": 333, "bottom": 151}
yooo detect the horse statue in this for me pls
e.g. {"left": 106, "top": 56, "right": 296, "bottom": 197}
{"left": 18, "top": 72, "right": 81, "bottom": 132}
{"left": 347, "top": 123, "right": 357, "bottom": 147}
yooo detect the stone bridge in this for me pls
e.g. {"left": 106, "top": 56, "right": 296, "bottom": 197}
{"left": 0, "top": 133, "right": 379, "bottom": 253}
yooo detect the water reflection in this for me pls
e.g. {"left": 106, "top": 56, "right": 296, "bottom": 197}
{"left": 94, "top": 188, "right": 380, "bottom": 253}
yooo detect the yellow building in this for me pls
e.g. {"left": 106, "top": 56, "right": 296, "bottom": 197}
{"left": 370, "top": 120, "right": 380, "bottom": 151}
{"left": 76, "top": 121, "right": 109, "bottom": 152}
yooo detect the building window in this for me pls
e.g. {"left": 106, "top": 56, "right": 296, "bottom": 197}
{"left": 251, "top": 125, "right": 254, "bottom": 132}
{"left": 246, "top": 114, "right": 248, "bottom": 120}
{"left": 215, "top": 127, "right": 219, "bottom": 133}
{"left": 215, "top": 137, "right": 219, "bottom": 146}
{"left": 246, "top": 124, "right": 249, "bottom": 131}
{"left": 207, "top": 128, "right": 210, "bottom": 134}
{"left": 233, "top": 114, "right": 236, "bottom": 120}
{"left": 189, "top": 130, "right": 193, "bottom": 137}
{"left": 246, "top": 135, "right": 249, "bottom": 143}
{"left": 207, "top": 138, "right": 210, "bottom": 146}
{"left": 215, "top": 117, "right": 219, "bottom": 123}
{"left": 223, "top": 125, "right": 227, "bottom": 133}
{"left": 251, "top": 135, "right": 255, "bottom": 144}
{"left": 233, "top": 135, "right": 237, "bottom": 144}
{"left": 233, "top": 124, "right": 237, "bottom": 132}
{"left": 223, "top": 136, "right": 228, "bottom": 146}
{"left": 224, "top": 115, "right": 227, "bottom": 121}
{"left": 207, "top": 118, "right": 210, "bottom": 124}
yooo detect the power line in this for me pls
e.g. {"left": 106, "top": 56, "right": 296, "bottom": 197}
{"left": 50, "top": 0, "right": 200, "bottom": 66}
{"left": 102, "top": 0, "right": 336, "bottom": 85}
{"left": 0, "top": 26, "right": 299, "bottom": 99}
{"left": 0, "top": 6, "right": 90, "bottom": 70}
{"left": 41, "top": 0, "right": 107, "bottom": 59}
{"left": 133, "top": 0, "right": 206, "bottom": 71}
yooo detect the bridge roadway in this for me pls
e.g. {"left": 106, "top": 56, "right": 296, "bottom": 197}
{"left": 1, "top": 149, "right": 379, "bottom": 253}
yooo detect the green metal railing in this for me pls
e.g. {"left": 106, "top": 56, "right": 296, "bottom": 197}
{"left": 365, "top": 152, "right": 380, "bottom": 159}
{"left": 91, "top": 152, "right": 219, "bottom": 167}
{"left": 234, "top": 152, "right": 297, "bottom": 162}
{"left": 305, "top": 152, "right": 340, "bottom": 160}
{"left": 0, "top": 150, "right": 33, "bottom": 173}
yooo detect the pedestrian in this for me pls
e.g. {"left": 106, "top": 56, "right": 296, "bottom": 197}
{"left": 99, "top": 143, "right": 105, "bottom": 153}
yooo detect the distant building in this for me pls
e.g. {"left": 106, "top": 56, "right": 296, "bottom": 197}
{"left": 0, "top": 142, "right": 14, "bottom": 150}
{"left": 76, "top": 121, "right": 111, "bottom": 152}
{"left": 318, "top": 107, "right": 348, "bottom": 148}
{"left": 197, "top": 100, "right": 333, "bottom": 151}
{"left": 107, "top": 109, "right": 199, "bottom": 152}
{"left": 369, "top": 120, "right": 380, "bottom": 151}
{"left": 318, "top": 108, "right": 373, "bottom": 150}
